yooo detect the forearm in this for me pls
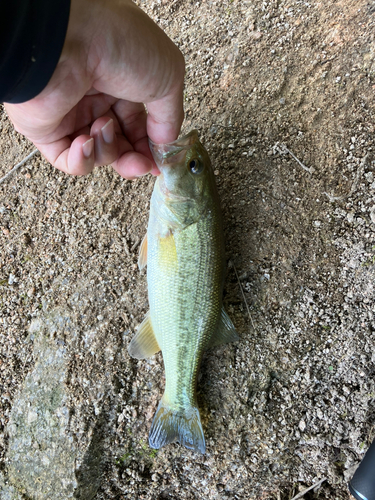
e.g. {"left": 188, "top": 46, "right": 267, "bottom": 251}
{"left": 0, "top": 0, "right": 71, "bottom": 103}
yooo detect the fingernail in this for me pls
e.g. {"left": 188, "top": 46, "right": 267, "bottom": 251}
{"left": 101, "top": 119, "right": 114, "bottom": 144}
{"left": 82, "top": 138, "right": 94, "bottom": 158}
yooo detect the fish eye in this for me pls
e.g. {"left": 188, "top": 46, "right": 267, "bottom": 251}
{"left": 189, "top": 158, "right": 204, "bottom": 175}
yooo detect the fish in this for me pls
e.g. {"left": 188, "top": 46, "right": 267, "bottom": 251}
{"left": 128, "top": 130, "right": 238, "bottom": 454}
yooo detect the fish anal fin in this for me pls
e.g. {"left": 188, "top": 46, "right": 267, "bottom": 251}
{"left": 128, "top": 311, "right": 160, "bottom": 359}
{"left": 138, "top": 233, "right": 148, "bottom": 270}
{"left": 149, "top": 398, "right": 205, "bottom": 454}
{"left": 207, "top": 307, "right": 239, "bottom": 349}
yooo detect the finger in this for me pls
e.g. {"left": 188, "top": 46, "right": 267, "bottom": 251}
{"left": 35, "top": 135, "right": 95, "bottom": 176}
{"left": 73, "top": 93, "right": 118, "bottom": 132}
{"left": 111, "top": 137, "right": 153, "bottom": 180}
{"left": 112, "top": 100, "right": 148, "bottom": 145}
{"left": 65, "top": 135, "right": 96, "bottom": 175}
{"left": 112, "top": 100, "right": 160, "bottom": 173}
{"left": 90, "top": 117, "right": 119, "bottom": 166}
{"left": 69, "top": 125, "right": 91, "bottom": 142}
{"left": 129, "top": 135, "right": 160, "bottom": 176}
{"left": 89, "top": 112, "right": 156, "bottom": 177}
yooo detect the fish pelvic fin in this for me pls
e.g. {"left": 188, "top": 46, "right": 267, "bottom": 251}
{"left": 149, "top": 398, "right": 205, "bottom": 454}
{"left": 128, "top": 311, "right": 160, "bottom": 359}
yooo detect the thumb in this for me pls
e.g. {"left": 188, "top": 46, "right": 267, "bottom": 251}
{"left": 146, "top": 82, "right": 185, "bottom": 145}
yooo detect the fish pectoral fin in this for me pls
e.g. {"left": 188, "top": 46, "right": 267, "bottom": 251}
{"left": 128, "top": 311, "right": 160, "bottom": 359}
{"left": 138, "top": 233, "right": 148, "bottom": 270}
{"left": 207, "top": 307, "right": 239, "bottom": 349}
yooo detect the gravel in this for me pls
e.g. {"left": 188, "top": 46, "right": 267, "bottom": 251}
{"left": 1, "top": 0, "right": 375, "bottom": 498}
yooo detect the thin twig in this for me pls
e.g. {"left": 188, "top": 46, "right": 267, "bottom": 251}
{"left": 322, "top": 191, "right": 343, "bottom": 202}
{"left": 281, "top": 144, "right": 315, "bottom": 174}
{"left": 131, "top": 236, "right": 141, "bottom": 253}
{"left": 274, "top": 142, "right": 315, "bottom": 174}
{"left": 231, "top": 261, "right": 256, "bottom": 332}
{"left": 290, "top": 477, "right": 327, "bottom": 500}
{"left": 0, "top": 149, "right": 39, "bottom": 185}
{"left": 283, "top": 145, "right": 315, "bottom": 173}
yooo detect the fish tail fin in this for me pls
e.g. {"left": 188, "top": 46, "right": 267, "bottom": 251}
{"left": 149, "top": 397, "right": 205, "bottom": 454}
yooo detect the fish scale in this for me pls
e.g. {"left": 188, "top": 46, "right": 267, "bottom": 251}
{"left": 128, "top": 130, "right": 238, "bottom": 453}
{"left": 153, "top": 222, "right": 222, "bottom": 411}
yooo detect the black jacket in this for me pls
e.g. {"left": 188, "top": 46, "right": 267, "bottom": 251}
{"left": 0, "top": 0, "right": 70, "bottom": 103}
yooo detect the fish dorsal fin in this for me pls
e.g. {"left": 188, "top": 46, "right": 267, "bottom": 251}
{"left": 207, "top": 307, "right": 239, "bottom": 349}
{"left": 128, "top": 311, "right": 160, "bottom": 359}
{"left": 138, "top": 233, "right": 148, "bottom": 270}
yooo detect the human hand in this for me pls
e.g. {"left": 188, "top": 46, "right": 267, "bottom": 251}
{"left": 4, "top": 0, "right": 185, "bottom": 179}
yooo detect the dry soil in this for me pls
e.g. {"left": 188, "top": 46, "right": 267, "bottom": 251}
{"left": 1, "top": 0, "right": 375, "bottom": 499}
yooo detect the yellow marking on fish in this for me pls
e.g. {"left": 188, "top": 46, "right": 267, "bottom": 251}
{"left": 157, "top": 232, "right": 178, "bottom": 271}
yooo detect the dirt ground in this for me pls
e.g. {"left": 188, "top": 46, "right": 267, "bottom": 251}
{"left": 1, "top": 0, "right": 375, "bottom": 498}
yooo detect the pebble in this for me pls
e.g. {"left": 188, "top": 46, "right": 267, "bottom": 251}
{"left": 347, "top": 212, "right": 355, "bottom": 223}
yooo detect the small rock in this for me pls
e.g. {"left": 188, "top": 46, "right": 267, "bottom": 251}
{"left": 347, "top": 212, "right": 355, "bottom": 223}
{"left": 365, "top": 171, "right": 374, "bottom": 183}
{"left": 27, "top": 409, "right": 38, "bottom": 424}
{"left": 299, "top": 420, "right": 306, "bottom": 432}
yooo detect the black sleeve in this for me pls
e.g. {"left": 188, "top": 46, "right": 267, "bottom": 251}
{"left": 0, "top": 0, "right": 71, "bottom": 103}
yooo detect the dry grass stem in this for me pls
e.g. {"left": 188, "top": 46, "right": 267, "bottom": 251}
{"left": 0, "top": 149, "right": 38, "bottom": 185}
{"left": 290, "top": 478, "right": 327, "bottom": 500}
{"left": 231, "top": 261, "right": 256, "bottom": 332}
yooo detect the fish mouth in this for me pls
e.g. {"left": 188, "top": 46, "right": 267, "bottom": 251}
{"left": 149, "top": 130, "right": 199, "bottom": 169}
